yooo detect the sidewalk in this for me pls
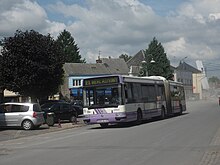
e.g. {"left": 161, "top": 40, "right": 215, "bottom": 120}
{"left": 0, "top": 118, "right": 86, "bottom": 142}
{"left": 197, "top": 98, "right": 220, "bottom": 165}
{"left": 199, "top": 126, "right": 220, "bottom": 165}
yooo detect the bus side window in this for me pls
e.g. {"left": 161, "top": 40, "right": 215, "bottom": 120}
{"left": 158, "top": 85, "right": 165, "bottom": 100}
{"left": 124, "top": 84, "right": 128, "bottom": 99}
{"left": 141, "top": 85, "right": 149, "bottom": 102}
{"left": 125, "top": 83, "right": 133, "bottom": 103}
{"left": 141, "top": 85, "right": 156, "bottom": 102}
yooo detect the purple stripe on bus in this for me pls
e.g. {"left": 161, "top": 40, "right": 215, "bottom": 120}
{"left": 95, "top": 108, "right": 107, "bottom": 114}
{"left": 94, "top": 109, "right": 100, "bottom": 114}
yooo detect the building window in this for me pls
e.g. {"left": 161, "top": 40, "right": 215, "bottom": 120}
{"left": 73, "top": 79, "right": 82, "bottom": 87}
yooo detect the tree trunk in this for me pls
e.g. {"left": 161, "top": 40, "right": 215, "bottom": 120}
{"left": 31, "top": 96, "right": 39, "bottom": 103}
{"left": 0, "top": 87, "right": 5, "bottom": 103}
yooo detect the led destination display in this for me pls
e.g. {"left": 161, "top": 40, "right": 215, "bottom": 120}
{"left": 84, "top": 76, "right": 119, "bottom": 86}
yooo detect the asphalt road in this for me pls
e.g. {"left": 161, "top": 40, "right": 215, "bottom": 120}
{"left": 1, "top": 99, "right": 220, "bottom": 165}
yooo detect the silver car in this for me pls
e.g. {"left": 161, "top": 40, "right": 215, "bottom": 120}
{"left": 0, "top": 102, "right": 45, "bottom": 130}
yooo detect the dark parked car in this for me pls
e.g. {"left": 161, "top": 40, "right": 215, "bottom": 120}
{"left": 70, "top": 100, "right": 83, "bottom": 116}
{"left": 41, "top": 102, "right": 77, "bottom": 126}
{"left": 71, "top": 104, "right": 83, "bottom": 116}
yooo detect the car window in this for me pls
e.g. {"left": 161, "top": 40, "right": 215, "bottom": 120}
{"left": 11, "top": 105, "right": 20, "bottom": 112}
{"left": 0, "top": 104, "right": 29, "bottom": 113}
{"left": 19, "top": 105, "right": 29, "bottom": 112}
{"left": 62, "top": 104, "right": 70, "bottom": 111}
{"left": 2, "top": 105, "right": 12, "bottom": 113}
{"left": 33, "top": 104, "right": 42, "bottom": 112}
{"left": 52, "top": 104, "right": 60, "bottom": 111}
{"left": 0, "top": 105, "right": 6, "bottom": 113}
{"left": 12, "top": 105, "right": 29, "bottom": 112}
{"left": 41, "top": 103, "right": 55, "bottom": 109}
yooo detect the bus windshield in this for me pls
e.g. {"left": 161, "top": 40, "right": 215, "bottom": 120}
{"left": 84, "top": 85, "right": 122, "bottom": 108}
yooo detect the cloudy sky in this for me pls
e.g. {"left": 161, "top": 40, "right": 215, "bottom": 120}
{"left": 1, "top": 0, "right": 220, "bottom": 76}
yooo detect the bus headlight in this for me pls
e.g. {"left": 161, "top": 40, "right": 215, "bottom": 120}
{"left": 115, "top": 112, "right": 126, "bottom": 120}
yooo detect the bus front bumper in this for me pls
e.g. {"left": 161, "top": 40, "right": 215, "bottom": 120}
{"left": 83, "top": 113, "right": 127, "bottom": 124}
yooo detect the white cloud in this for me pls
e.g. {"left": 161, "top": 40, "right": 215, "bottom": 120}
{"left": 43, "top": 20, "right": 66, "bottom": 38}
{"left": 48, "top": 0, "right": 161, "bottom": 61}
{"left": 164, "top": 37, "right": 186, "bottom": 56}
{"left": 0, "top": 0, "right": 65, "bottom": 38}
{"left": 0, "top": 0, "right": 45, "bottom": 36}
{"left": 1, "top": 0, "right": 220, "bottom": 73}
{"left": 163, "top": 0, "right": 220, "bottom": 67}
{"left": 209, "top": 13, "right": 220, "bottom": 21}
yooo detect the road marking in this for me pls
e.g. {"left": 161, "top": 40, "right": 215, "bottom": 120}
{"left": 210, "top": 127, "right": 220, "bottom": 146}
{"left": 199, "top": 151, "right": 220, "bottom": 165}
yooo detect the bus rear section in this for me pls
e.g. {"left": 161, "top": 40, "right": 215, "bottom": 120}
{"left": 167, "top": 81, "right": 187, "bottom": 115}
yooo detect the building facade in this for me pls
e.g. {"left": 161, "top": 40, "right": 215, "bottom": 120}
{"left": 173, "top": 62, "right": 201, "bottom": 99}
{"left": 60, "top": 57, "right": 129, "bottom": 102}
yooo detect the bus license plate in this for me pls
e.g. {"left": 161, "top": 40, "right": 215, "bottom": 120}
{"left": 97, "top": 119, "right": 109, "bottom": 123}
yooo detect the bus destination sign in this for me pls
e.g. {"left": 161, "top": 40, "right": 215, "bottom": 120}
{"left": 84, "top": 76, "right": 119, "bottom": 86}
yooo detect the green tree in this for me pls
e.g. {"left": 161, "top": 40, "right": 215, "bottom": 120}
{"left": 0, "top": 30, "right": 64, "bottom": 102}
{"left": 208, "top": 76, "right": 220, "bottom": 88}
{"left": 119, "top": 54, "right": 132, "bottom": 62}
{"left": 56, "top": 29, "right": 85, "bottom": 63}
{"left": 208, "top": 76, "right": 220, "bottom": 83}
{"left": 142, "top": 37, "right": 173, "bottom": 79}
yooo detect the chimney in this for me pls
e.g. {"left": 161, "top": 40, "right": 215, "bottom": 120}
{"left": 96, "top": 56, "right": 102, "bottom": 63}
{"left": 128, "top": 66, "right": 133, "bottom": 76}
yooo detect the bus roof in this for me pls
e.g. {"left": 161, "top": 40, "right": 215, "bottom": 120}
{"left": 83, "top": 75, "right": 170, "bottom": 87}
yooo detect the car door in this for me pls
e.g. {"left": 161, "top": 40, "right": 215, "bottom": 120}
{"left": 4, "top": 104, "right": 24, "bottom": 126}
{"left": 60, "top": 103, "right": 71, "bottom": 120}
{"left": 52, "top": 104, "right": 61, "bottom": 120}
{"left": 0, "top": 105, "right": 7, "bottom": 126}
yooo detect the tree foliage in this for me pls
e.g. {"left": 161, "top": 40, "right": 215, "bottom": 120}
{"left": 56, "top": 29, "right": 85, "bottom": 63}
{"left": 0, "top": 30, "right": 65, "bottom": 101}
{"left": 208, "top": 76, "right": 220, "bottom": 83}
{"left": 142, "top": 37, "right": 173, "bottom": 79}
{"left": 119, "top": 54, "right": 132, "bottom": 62}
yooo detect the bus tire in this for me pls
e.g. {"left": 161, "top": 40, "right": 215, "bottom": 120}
{"left": 179, "top": 104, "right": 183, "bottom": 115}
{"left": 160, "top": 107, "right": 165, "bottom": 120}
{"left": 136, "top": 109, "right": 142, "bottom": 125}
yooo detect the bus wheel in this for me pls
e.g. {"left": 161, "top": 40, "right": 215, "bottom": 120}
{"left": 136, "top": 110, "right": 142, "bottom": 125}
{"left": 160, "top": 107, "right": 165, "bottom": 119}
{"left": 100, "top": 123, "right": 108, "bottom": 128}
{"left": 179, "top": 105, "right": 183, "bottom": 115}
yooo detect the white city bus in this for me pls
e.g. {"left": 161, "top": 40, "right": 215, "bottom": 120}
{"left": 82, "top": 75, "right": 186, "bottom": 127}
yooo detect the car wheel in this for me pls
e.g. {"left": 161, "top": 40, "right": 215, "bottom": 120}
{"left": 22, "top": 120, "right": 34, "bottom": 130}
{"left": 70, "top": 115, "right": 77, "bottom": 124}
{"left": 46, "top": 116, "right": 55, "bottom": 126}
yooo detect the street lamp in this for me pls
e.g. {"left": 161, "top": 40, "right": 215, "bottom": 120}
{"left": 139, "top": 55, "right": 155, "bottom": 76}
